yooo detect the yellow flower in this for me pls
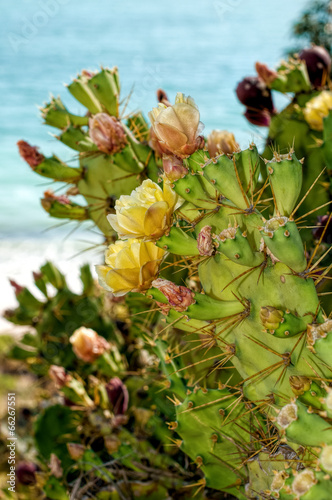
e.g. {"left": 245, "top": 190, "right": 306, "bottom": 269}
{"left": 303, "top": 90, "right": 332, "bottom": 131}
{"left": 107, "top": 179, "right": 180, "bottom": 240}
{"left": 96, "top": 239, "right": 165, "bottom": 296}
{"left": 207, "top": 130, "right": 239, "bottom": 157}
{"left": 148, "top": 93, "right": 204, "bottom": 158}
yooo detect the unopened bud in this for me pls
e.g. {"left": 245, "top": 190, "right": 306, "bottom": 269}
{"left": 17, "top": 140, "right": 44, "bottom": 169}
{"left": 197, "top": 226, "right": 214, "bottom": 256}
{"left": 49, "top": 365, "right": 72, "bottom": 388}
{"left": 289, "top": 375, "right": 311, "bottom": 397}
{"left": 207, "top": 130, "right": 239, "bottom": 157}
{"left": 89, "top": 113, "right": 127, "bottom": 154}
{"left": 162, "top": 155, "right": 188, "bottom": 181}
{"left": 236, "top": 76, "right": 275, "bottom": 113}
{"left": 244, "top": 108, "right": 271, "bottom": 127}
{"left": 152, "top": 278, "right": 195, "bottom": 312}
{"left": 260, "top": 306, "right": 283, "bottom": 331}
{"left": 156, "top": 88, "right": 171, "bottom": 106}
{"left": 255, "top": 62, "right": 278, "bottom": 85}
{"left": 17, "top": 462, "right": 37, "bottom": 485}
{"left": 9, "top": 279, "right": 24, "bottom": 297}
{"left": 69, "top": 327, "right": 110, "bottom": 363}
{"left": 105, "top": 377, "right": 129, "bottom": 416}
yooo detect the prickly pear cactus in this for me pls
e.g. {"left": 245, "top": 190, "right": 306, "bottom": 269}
{"left": 17, "top": 67, "right": 160, "bottom": 240}
{"left": 236, "top": 46, "right": 332, "bottom": 236}
{"left": 96, "top": 91, "right": 332, "bottom": 498}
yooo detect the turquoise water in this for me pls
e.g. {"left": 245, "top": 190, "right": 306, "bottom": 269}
{"left": 1, "top": 0, "right": 306, "bottom": 238}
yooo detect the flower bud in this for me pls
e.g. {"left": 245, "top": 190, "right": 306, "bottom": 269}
{"left": 151, "top": 278, "right": 195, "bottom": 312}
{"left": 289, "top": 375, "right": 311, "bottom": 397}
{"left": 41, "top": 190, "right": 70, "bottom": 211}
{"left": 255, "top": 62, "right": 278, "bottom": 85}
{"left": 162, "top": 155, "right": 188, "bottom": 181}
{"left": 67, "top": 443, "right": 85, "bottom": 460}
{"left": 105, "top": 377, "right": 129, "bottom": 415}
{"left": 197, "top": 226, "right": 214, "bottom": 256}
{"left": 89, "top": 113, "right": 127, "bottom": 154}
{"left": 207, "top": 130, "right": 239, "bottom": 157}
{"left": 299, "top": 45, "right": 331, "bottom": 88}
{"left": 156, "top": 88, "right": 171, "bottom": 106}
{"left": 312, "top": 215, "right": 332, "bottom": 244}
{"left": 17, "top": 462, "right": 37, "bottom": 485}
{"left": 244, "top": 108, "right": 271, "bottom": 127}
{"left": 260, "top": 306, "right": 284, "bottom": 331}
{"left": 69, "top": 327, "right": 110, "bottom": 363}
{"left": 149, "top": 93, "right": 205, "bottom": 158}
{"left": 9, "top": 279, "right": 24, "bottom": 297}
{"left": 17, "top": 140, "right": 44, "bottom": 169}
{"left": 49, "top": 365, "right": 72, "bottom": 388}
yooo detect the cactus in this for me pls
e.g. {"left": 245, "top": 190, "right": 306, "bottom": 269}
{"left": 96, "top": 87, "right": 332, "bottom": 498}
{"left": 236, "top": 47, "right": 332, "bottom": 244}
{"left": 17, "top": 67, "right": 160, "bottom": 241}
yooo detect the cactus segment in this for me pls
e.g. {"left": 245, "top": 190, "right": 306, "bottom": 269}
{"left": 156, "top": 226, "right": 200, "bottom": 255}
{"left": 86, "top": 68, "right": 120, "bottom": 116}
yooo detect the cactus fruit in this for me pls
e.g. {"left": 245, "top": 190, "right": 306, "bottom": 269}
{"left": 97, "top": 88, "right": 332, "bottom": 497}
{"left": 17, "top": 67, "right": 160, "bottom": 240}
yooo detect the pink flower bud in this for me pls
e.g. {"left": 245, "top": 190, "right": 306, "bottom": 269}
{"left": 105, "top": 377, "right": 129, "bottom": 416}
{"left": 49, "top": 365, "right": 72, "bottom": 388}
{"left": 197, "top": 226, "right": 214, "bottom": 256}
{"left": 17, "top": 462, "right": 37, "bottom": 485}
{"left": 299, "top": 46, "right": 331, "bottom": 89}
{"left": 152, "top": 278, "right": 195, "bottom": 312}
{"left": 43, "top": 190, "right": 70, "bottom": 205}
{"left": 9, "top": 279, "right": 24, "bottom": 296}
{"left": 89, "top": 113, "right": 127, "bottom": 154}
{"left": 255, "top": 62, "right": 278, "bottom": 85}
{"left": 17, "top": 140, "right": 44, "bottom": 169}
{"left": 156, "top": 88, "right": 171, "bottom": 106}
{"left": 162, "top": 155, "right": 188, "bottom": 181}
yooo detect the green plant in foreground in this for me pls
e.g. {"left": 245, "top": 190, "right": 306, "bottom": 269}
{"left": 4, "top": 263, "right": 221, "bottom": 499}
{"left": 96, "top": 89, "right": 332, "bottom": 498}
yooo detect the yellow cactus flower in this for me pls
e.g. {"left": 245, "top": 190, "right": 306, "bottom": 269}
{"left": 96, "top": 239, "right": 165, "bottom": 296}
{"left": 148, "top": 92, "right": 204, "bottom": 158}
{"left": 207, "top": 130, "right": 239, "bottom": 157}
{"left": 303, "top": 90, "right": 332, "bottom": 131}
{"left": 107, "top": 179, "right": 180, "bottom": 240}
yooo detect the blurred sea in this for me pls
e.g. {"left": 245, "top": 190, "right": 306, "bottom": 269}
{"left": 0, "top": 0, "right": 306, "bottom": 324}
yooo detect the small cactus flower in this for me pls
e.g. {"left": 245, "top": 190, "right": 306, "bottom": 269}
{"left": 105, "top": 377, "right": 129, "bottom": 415}
{"left": 162, "top": 155, "right": 188, "bottom": 181}
{"left": 69, "top": 327, "right": 110, "bottom": 363}
{"left": 49, "top": 365, "right": 72, "bottom": 388}
{"left": 312, "top": 215, "right": 332, "bottom": 244}
{"left": 299, "top": 45, "right": 331, "bottom": 88}
{"left": 151, "top": 278, "right": 195, "bottom": 312}
{"left": 16, "top": 462, "right": 37, "bottom": 485}
{"left": 255, "top": 62, "right": 278, "bottom": 85}
{"left": 197, "top": 226, "right": 214, "bottom": 256}
{"left": 303, "top": 90, "right": 332, "bottom": 131}
{"left": 207, "top": 130, "right": 239, "bottom": 157}
{"left": 244, "top": 108, "right": 271, "bottom": 127}
{"left": 107, "top": 179, "right": 180, "bottom": 240}
{"left": 260, "top": 306, "right": 284, "bottom": 331}
{"left": 96, "top": 239, "right": 165, "bottom": 296}
{"left": 236, "top": 76, "right": 275, "bottom": 113}
{"left": 149, "top": 92, "right": 205, "bottom": 158}
{"left": 89, "top": 113, "right": 127, "bottom": 154}
{"left": 17, "top": 140, "right": 44, "bottom": 168}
